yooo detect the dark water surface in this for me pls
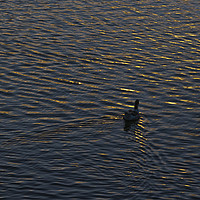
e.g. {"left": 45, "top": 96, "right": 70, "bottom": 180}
{"left": 0, "top": 0, "right": 199, "bottom": 199}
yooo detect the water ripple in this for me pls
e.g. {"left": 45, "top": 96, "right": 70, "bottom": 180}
{"left": 0, "top": 0, "right": 199, "bottom": 199}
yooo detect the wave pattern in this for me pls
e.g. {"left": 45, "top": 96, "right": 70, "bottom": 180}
{"left": 0, "top": 0, "right": 199, "bottom": 199}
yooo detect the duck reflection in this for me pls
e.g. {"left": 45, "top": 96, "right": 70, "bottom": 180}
{"left": 124, "top": 119, "right": 138, "bottom": 132}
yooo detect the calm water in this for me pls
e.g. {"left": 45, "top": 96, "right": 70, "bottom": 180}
{"left": 0, "top": 0, "right": 199, "bottom": 199}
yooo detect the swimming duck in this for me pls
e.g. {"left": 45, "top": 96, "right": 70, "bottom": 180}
{"left": 123, "top": 99, "right": 140, "bottom": 121}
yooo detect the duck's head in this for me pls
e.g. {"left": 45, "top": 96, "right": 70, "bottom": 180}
{"left": 134, "top": 99, "right": 139, "bottom": 109}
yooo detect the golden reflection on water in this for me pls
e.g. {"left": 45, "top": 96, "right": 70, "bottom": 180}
{"left": 124, "top": 117, "right": 147, "bottom": 151}
{"left": 0, "top": 0, "right": 199, "bottom": 198}
{"left": 135, "top": 120, "right": 147, "bottom": 147}
{"left": 0, "top": 88, "right": 14, "bottom": 93}
{"left": 120, "top": 88, "right": 140, "bottom": 93}
{"left": 0, "top": 111, "right": 13, "bottom": 115}
{"left": 165, "top": 101, "right": 177, "bottom": 105}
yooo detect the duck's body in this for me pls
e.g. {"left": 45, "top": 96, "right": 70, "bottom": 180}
{"left": 123, "top": 100, "right": 140, "bottom": 121}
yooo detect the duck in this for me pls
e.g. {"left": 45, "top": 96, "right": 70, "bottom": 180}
{"left": 123, "top": 99, "right": 140, "bottom": 121}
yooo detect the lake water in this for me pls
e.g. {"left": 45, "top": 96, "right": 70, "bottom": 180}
{"left": 0, "top": 0, "right": 199, "bottom": 199}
